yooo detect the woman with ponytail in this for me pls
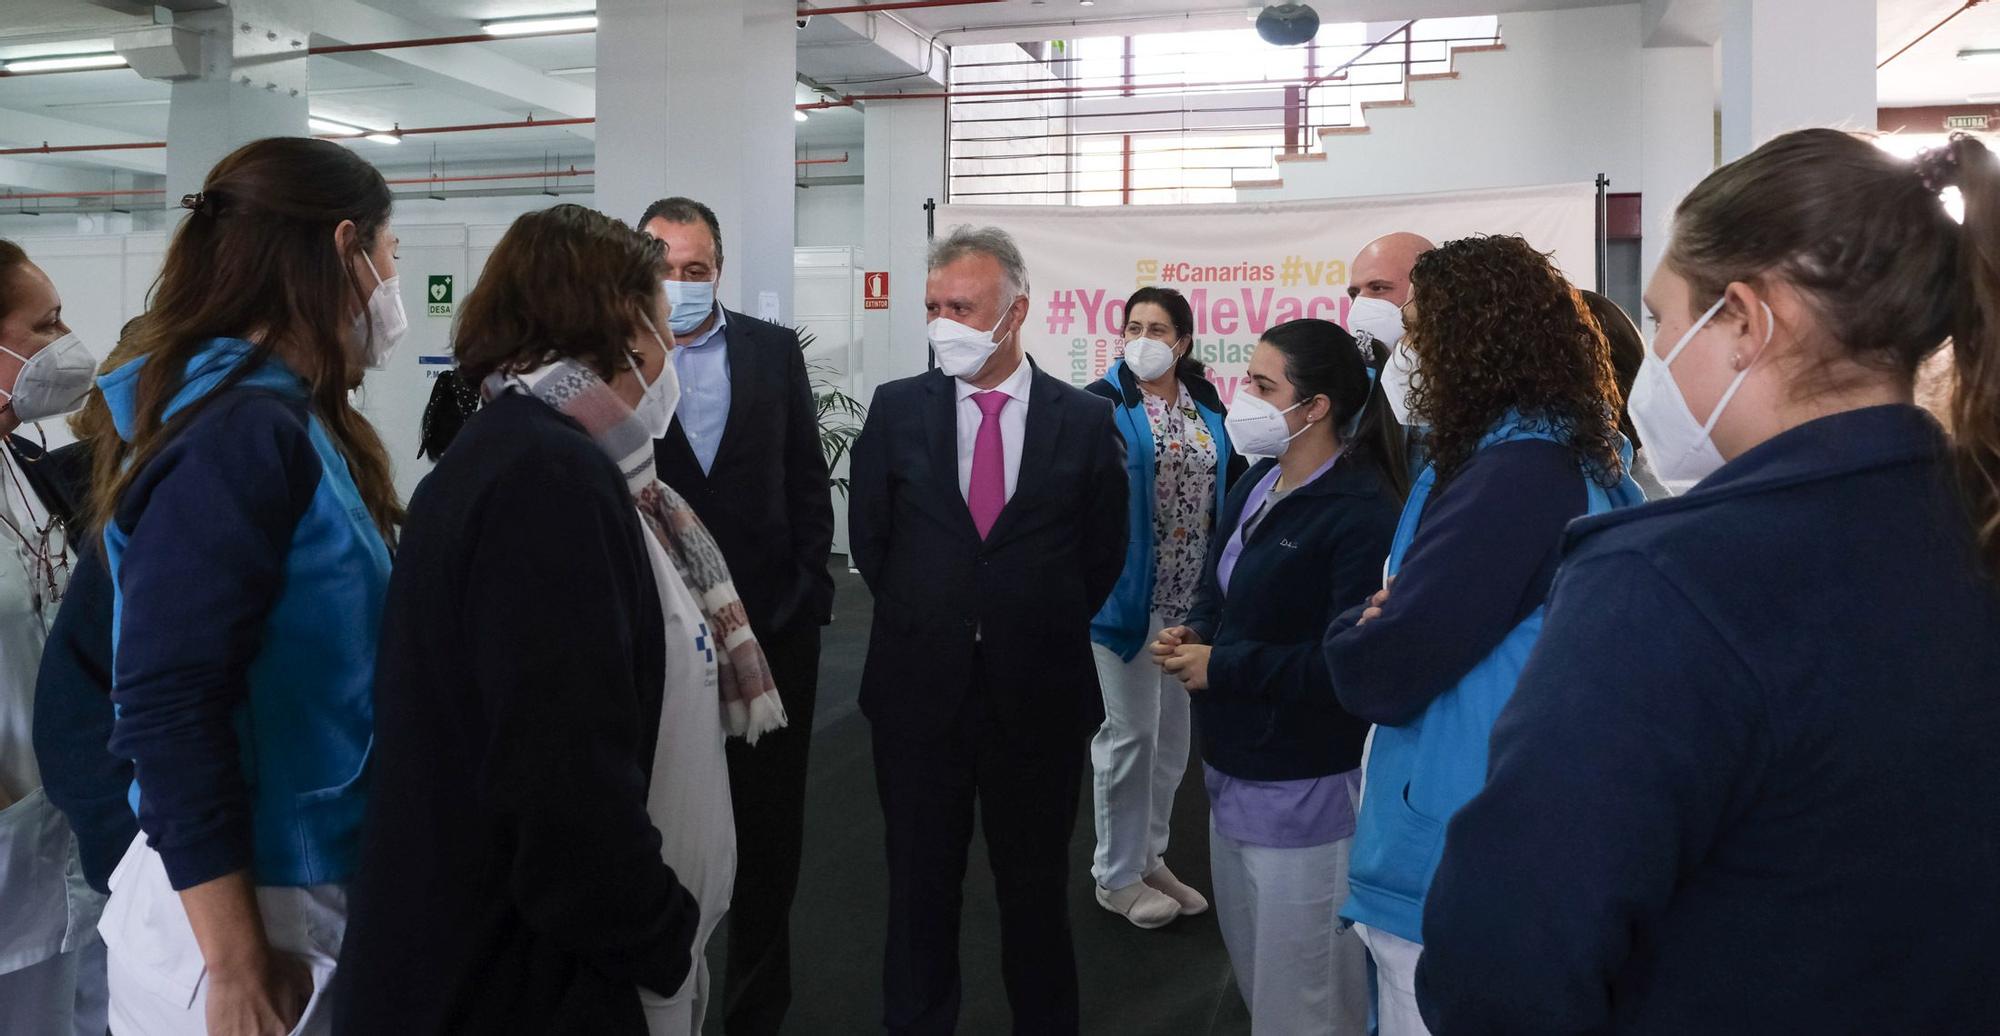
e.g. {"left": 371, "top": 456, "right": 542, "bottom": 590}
{"left": 91, "top": 137, "right": 404, "bottom": 1035}
{"left": 1149, "top": 318, "right": 1404, "bottom": 1032}
{"left": 1419, "top": 130, "right": 2000, "bottom": 1032}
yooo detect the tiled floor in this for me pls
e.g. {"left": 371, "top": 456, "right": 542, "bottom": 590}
{"left": 701, "top": 562, "right": 1251, "bottom": 1035}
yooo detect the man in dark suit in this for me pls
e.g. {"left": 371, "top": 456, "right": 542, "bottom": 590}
{"left": 848, "top": 226, "right": 1127, "bottom": 1036}
{"left": 639, "top": 198, "right": 836, "bottom": 1036}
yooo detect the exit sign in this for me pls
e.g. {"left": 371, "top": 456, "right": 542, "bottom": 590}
{"left": 1945, "top": 114, "right": 1989, "bottom": 130}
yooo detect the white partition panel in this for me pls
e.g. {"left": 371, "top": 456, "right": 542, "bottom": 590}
{"left": 793, "top": 246, "right": 861, "bottom": 556}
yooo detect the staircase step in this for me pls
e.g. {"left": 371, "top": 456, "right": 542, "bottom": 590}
{"left": 1360, "top": 98, "right": 1415, "bottom": 111}
{"left": 1317, "top": 125, "right": 1371, "bottom": 138}
{"left": 1233, "top": 177, "right": 1284, "bottom": 190}
{"left": 1451, "top": 43, "right": 1507, "bottom": 55}
{"left": 1409, "top": 71, "right": 1460, "bottom": 82}
{"left": 1274, "top": 151, "right": 1327, "bottom": 164}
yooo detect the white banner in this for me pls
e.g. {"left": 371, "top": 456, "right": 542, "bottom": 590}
{"left": 940, "top": 182, "right": 1597, "bottom": 406}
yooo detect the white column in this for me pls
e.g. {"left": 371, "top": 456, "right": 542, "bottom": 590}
{"left": 593, "top": 0, "right": 673, "bottom": 231}
{"left": 860, "top": 98, "right": 946, "bottom": 398}
{"left": 164, "top": 0, "right": 311, "bottom": 203}
{"left": 1719, "top": 0, "right": 1874, "bottom": 161}
{"left": 1640, "top": 46, "right": 1715, "bottom": 295}
{"left": 597, "top": 0, "right": 795, "bottom": 320}
{"left": 738, "top": 0, "right": 799, "bottom": 326}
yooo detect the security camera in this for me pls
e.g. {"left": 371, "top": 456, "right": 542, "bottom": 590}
{"left": 1256, "top": 3, "right": 1320, "bottom": 46}
{"left": 797, "top": 15, "right": 811, "bottom": 29}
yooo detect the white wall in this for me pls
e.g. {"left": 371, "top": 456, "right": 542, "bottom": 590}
{"left": 1254, "top": 6, "right": 1646, "bottom": 202}
{"left": 11, "top": 221, "right": 865, "bottom": 508}
{"left": 794, "top": 183, "right": 864, "bottom": 248}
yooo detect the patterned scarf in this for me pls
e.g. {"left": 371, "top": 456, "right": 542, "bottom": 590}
{"left": 488, "top": 359, "right": 786, "bottom": 743}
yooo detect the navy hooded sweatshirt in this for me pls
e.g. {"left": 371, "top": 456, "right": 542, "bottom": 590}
{"left": 1417, "top": 405, "right": 2000, "bottom": 1034}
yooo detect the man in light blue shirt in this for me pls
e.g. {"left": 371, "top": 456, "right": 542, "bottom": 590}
{"left": 646, "top": 204, "right": 730, "bottom": 472}
{"left": 639, "top": 197, "right": 835, "bottom": 1036}
{"left": 674, "top": 306, "right": 729, "bottom": 473}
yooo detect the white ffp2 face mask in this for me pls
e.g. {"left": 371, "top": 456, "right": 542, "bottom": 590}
{"left": 351, "top": 252, "right": 408, "bottom": 370}
{"left": 1378, "top": 340, "right": 1421, "bottom": 427}
{"left": 1122, "top": 337, "right": 1177, "bottom": 382}
{"left": 1226, "top": 393, "right": 1311, "bottom": 458}
{"left": 0, "top": 331, "right": 96, "bottom": 423}
{"left": 1626, "top": 295, "right": 1772, "bottom": 495}
{"left": 633, "top": 316, "right": 682, "bottom": 439}
{"left": 929, "top": 307, "right": 1016, "bottom": 380}
{"left": 1347, "top": 295, "right": 1405, "bottom": 349}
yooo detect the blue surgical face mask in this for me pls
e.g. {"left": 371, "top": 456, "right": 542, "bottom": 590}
{"left": 662, "top": 278, "right": 717, "bottom": 336}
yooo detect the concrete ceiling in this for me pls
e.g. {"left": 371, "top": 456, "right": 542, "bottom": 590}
{"left": 888, "top": 0, "right": 1635, "bottom": 40}
{"left": 1879, "top": 0, "right": 2000, "bottom": 106}
{"left": 0, "top": 0, "right": 1989, "bottom": 206}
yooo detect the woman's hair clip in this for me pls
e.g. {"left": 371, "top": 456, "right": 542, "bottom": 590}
{"left": 179, "top": 191, "right": 212, "bottom": 216}
{"left": 1913, "top": 134, "right": 1964, "bottom": 196}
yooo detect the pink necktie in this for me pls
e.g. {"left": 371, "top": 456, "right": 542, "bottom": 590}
{"left": 968, "top": 390, "right": 1008, "bottom": 538}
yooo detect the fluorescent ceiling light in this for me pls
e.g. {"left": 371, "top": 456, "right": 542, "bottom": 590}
{"left": 795, "top": 110, "right": 809, "bottom": 122}
{"left": 1959, "top": 47, "right": 2000, "bottom": 62}
{"left": 482, "top": 13, "right": 598, "bottom": 36}
{"left": 3, "top": 52, "right": 128, "bottom": 73}
{"left": 311, "top": 116, "right": 400, "bottom": 145}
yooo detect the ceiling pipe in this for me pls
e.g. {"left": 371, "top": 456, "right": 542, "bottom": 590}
{"left": 309, "top": 27, "right": 593, "bottom": 56}
{"left": 373, "top": 115, "right": 594, "bottom": 139}
{"left": 797, "top": 0, "right": 1003, "bottom": 15}
{"left": 0, "top": 187, "right": 164, "bottom": 201}
{"left": 798, "top": 75, "right": 1336, "bottom": 110}
{"left": 3, "top": 156, "right": 847, "bottom": 201}
{"left": 0, "top": 140, "right": 165, "bottom": 157}
{"left": 8, "top": 3, "right": 987, "bottom": 73}
{"left": 2, "top": 115, "right": 594, "bottom": 157}
{"left": 385, "top": 168, "right": 593, "bottom": 186}
{"left": 1879, "top": 0, "right": 1985, "bottom": 69}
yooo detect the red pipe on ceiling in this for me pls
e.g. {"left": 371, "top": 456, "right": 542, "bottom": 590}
{"left": 2, "top": 116, "right": 593, "bottom": 156}
{"left": 1879, "top": 0, "right": 1985, "bottom": 69}
{"left": 0, "top": 140, "right": 166, "bottom": 157}
{"left": 0, "top": 187, "right": 164, "bottom": 200}
{"left": 6, "top": 0, "right": 993, "bottom": 72}
{"left": 384, "top": 168, "right": 593, "bottom": 186}
{"left": 3, "top": 155, "right": 845, "bottom": 201}
{"left": 309, "top": 27, "right": 593, "bottom": 55}
{"left": 799, "top": 76, "right": 1329, "bottom": 110}
{"left": 798, "top": 0, "right": 1004, "bottom": 15}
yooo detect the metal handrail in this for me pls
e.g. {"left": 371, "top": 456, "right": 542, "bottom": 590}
{"left": 942, "top": 18, "right": 1501, "bottom": 205}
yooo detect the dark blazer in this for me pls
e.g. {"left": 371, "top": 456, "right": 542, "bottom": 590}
{"left": 1185, "top": 455, "right": 1399, "bottom": 782}
{"left": 847, "top": 364, "right": 1128, "bottom": 746}
{"left": 655, "top": 309, "right": 834, "bottom": 635}
{"left": 335, "top": 393, "right": 698, "bottom": 1036}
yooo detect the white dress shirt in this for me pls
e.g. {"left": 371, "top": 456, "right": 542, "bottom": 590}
{"left": 954, "top": 355, "right": 1033, "bottom": 505}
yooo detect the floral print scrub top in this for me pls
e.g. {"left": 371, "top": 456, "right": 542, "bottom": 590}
{"left": 1142, "top": 381, "right": 1219, "bottom": 622}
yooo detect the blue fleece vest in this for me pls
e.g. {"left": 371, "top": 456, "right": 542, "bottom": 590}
{"left": 1343, "top": 414, "right": 1643, "bottom": 943}
{"left": 102, "top": 339, "right": 392, "bottom": 887}
{"left": 1089, "top": 360, "right": 1235, "bottom": 661}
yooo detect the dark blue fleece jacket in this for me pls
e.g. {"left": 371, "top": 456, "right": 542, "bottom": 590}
{"left": 1417, "top": 406, "right": 2000, "bottom": 1034}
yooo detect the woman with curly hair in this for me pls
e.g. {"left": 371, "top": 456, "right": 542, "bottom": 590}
{"left": 1322, "top": 234, "right": 1643, "bottom": 1036}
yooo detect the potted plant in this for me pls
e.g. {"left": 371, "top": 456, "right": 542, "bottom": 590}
{"left": 797, "top": 326, "right": 865, "bottom": 496}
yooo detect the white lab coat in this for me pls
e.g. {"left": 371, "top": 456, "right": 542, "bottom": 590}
{"left": 0, "top": 444, "right": 107, "bottom": 1036}
{"left": 636, "top": 524, "right": 737, "bottom": 1036}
